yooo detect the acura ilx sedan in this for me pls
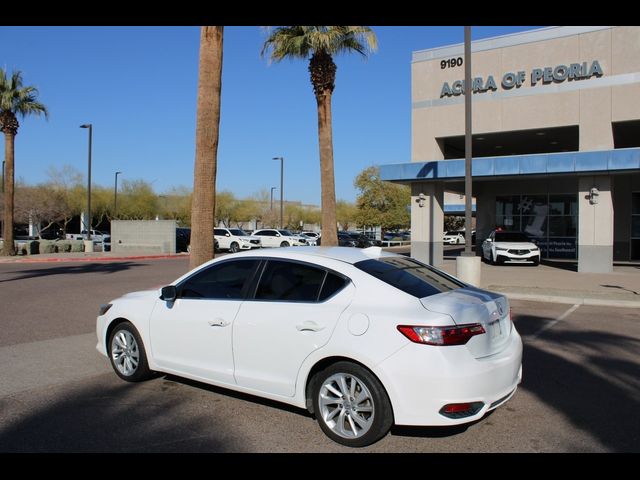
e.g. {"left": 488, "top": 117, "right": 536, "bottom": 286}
{"left": 97, "top": 247, "right": 522, "bottom": 447}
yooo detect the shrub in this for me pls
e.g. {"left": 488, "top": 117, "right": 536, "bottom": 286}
{"left": 56, "top": 240, "right": 72, "bottom": 253}
{"left": 38, "top": 240, "right": 57, "bottom": 254}
{"left": 70, "top": 240, "right": 85, "bottom": 252}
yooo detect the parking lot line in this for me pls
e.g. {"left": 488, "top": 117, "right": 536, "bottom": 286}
{"left": 529, "top": 303, "right": 580, "bottom": 340}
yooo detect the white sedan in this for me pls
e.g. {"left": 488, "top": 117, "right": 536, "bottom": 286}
{"left": 482, "top": 230, "right": 541, "bottom": 265}
{"left": 251, "top": 228, "right": 307, "bottom": 247}
{"left": 443, "top": 231, "right": 465, "bottom": 245}
{"left": 96, "top": 247, "right": 522, "bottom": 447}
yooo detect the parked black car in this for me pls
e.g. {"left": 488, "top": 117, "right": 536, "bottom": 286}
{"left": 176, "top": 228, "right": 191, "bottom": 253}
{"left": 343, "top": 231, "right": 382, "bottom": 248}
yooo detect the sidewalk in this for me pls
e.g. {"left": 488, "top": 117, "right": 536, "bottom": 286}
{"left": 1, "top": 248, "right": 639, "bottom": 308}
{"left": 438, "top": 259, "right": 640, "bottom": 308}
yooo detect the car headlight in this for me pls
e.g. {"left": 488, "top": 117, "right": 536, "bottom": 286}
{"left": 98, "top": 303, "right": 113, "bottom": 316}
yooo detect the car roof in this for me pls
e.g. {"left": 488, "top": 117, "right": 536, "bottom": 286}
{"left": 229, "top": 246, "right": 400, "bottom": 265}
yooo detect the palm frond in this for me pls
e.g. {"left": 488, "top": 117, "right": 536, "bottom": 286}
{"left": 261, "top": 26, "right": 378, "bottom": 62}
{"left": 0, "top": 67, "right": 48, "bottom": 120}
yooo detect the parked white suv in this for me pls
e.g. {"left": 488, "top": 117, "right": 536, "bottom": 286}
{"left": 214, "top": 228, "right": 262, "bottom": 253}
{"left": 252, "top": 229, "right": 307, "bottom": 248}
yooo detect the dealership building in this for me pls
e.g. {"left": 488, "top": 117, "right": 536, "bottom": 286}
{"left": 380, "top": 26, "right": 640, "bottom": 273}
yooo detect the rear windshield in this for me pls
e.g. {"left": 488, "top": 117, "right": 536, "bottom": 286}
{"left": 354, "top": 257, "right": 464, "bottom": 298}
{"left": 495, "top": 232, "right": 530, "bottom": 242}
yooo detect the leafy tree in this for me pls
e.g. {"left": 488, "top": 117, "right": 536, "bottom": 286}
{"left": 215, "top": 190, "right": 237, "bottom": 227}
{"left": 116, "top": 179, "right": 158, "bottom": 220}
{"left": 190, "top": 26, "right": 224, "bottom": 270}
{"left": 354, "top": 166, "right": 410, "bottom": 238}
{"left": 160, "top": 186, "right": 192, "bottom": 226}
{"left": 45, "top": 165, "right": 85, "bottom": 235}
{"left": 444, "top": 216, "right": 465, "bottom": 232}
{"left": 262, "top": 26, "right": 377, "bottom": 246}
{"left": 0, "top": 69, "right": 48, "bottom": 255}
{"left": 336, "top": 200, "right": 358, "bottom": 231}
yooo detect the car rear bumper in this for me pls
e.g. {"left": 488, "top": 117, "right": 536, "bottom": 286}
{"left": 375, "top": 327, "right": 523, "bottom": 426}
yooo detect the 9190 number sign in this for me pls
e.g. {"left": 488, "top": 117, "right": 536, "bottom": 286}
{"left": 441, "top": 57, "right": 463, "bottom": 69}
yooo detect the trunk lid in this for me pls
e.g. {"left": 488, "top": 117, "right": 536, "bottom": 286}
{"left": 420, "top": 287, "right": 511, "bottom": 358}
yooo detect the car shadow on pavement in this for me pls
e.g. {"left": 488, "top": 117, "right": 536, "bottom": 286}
{"left": 0, "top": 262, "right": 147, "bottom": 283}
{"left": 391, "top": 418, "right": 482, "bottom": 439}
{"left": 0, "top": 375, "right": 243, "bottom": 453}
{"left": 516, "top": 314, "right": 640, "bottom": 452}
{"left": 162, "top": 374, "right": 314, "bottom": 419}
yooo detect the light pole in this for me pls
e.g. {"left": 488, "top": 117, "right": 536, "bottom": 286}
{"left": 272, "top": 156, "right": 284, "bottom": 228}
{"left": 80, "top": 124, "right": 92, "bottom": 240}
{"left": 463, "top": 26, "right": 473, "bottom": 257}
{"left": 114, "top": 171, "right": 122, "bottom": 218}
{"left": 270, "top": 186, "right": 277, "bottom": 211}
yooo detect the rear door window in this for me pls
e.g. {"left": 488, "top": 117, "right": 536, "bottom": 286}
{"left": 255, "top": 260, "right": 326, "bottom": 302}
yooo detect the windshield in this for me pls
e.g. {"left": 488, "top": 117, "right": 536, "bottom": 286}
{"left": 278, "top": 230, "right": 294, "bottom": 236}
{"left": 355, "top": 257, "right": 464, "bottom": 298}
{"left": 495, "top": 232, "right": 531, "bottom": 242}
{"left": 229, "top": 229, "right": 247, "bottom": 236}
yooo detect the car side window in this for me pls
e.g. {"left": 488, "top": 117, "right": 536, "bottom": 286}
{"left": 214, "top": 229, "right": 225, "bottom": 236}
{"left": 319, "top": 272, "right": 348, "bottom": 301}
{"left": 180, "top": 260, "right": 259, "bottom": 299}
{"left": 255, "top": 260, "right": 326, "bottom": 302}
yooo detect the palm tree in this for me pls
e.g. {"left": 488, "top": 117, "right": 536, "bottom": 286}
{"left": 0, "top": 69, "right": 48, "bottom": 256}
{"left": 262, "top": 26, "right": 377, "bottom": 247}
{"left": 190, "top": 26, "right": 224, "bottom": 270}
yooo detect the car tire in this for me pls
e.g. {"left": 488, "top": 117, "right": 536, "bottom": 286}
{"left": 229, "top": 242, "right": 239, "bottom": 253}
{"left": 531, "top": 257, "right": 540, "bottom": 266}
{"left": 280, "top": 241, "right": 290, "bottom": 247}
{"left": 108, "top": 321, "right": 154, "bottom": 383}
{"left": 312, "top": 361, "right": 393, "bottom": 448}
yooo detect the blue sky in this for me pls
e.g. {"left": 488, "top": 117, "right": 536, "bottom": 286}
{"left": 0, "top": 26, "right": 541, "bottom": 205}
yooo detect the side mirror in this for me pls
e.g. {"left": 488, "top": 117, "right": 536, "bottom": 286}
{"left": 161, "top": 285, "right": 177, "bottom": 302}
{"left": 225, "top": 233, "right": 230, "bottom": 237}
{"left": 486, "top": 238, "right": 492, "bottom": 243}
{"left": 276, "top": 233, "right": 281, "bottom": 237}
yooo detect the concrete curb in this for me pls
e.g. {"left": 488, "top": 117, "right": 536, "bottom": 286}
{"left": 0, "top": 254, "right": 188, "bottom": 264}
{"left": 495, "top": 291, "right": 640, "bottom": 309}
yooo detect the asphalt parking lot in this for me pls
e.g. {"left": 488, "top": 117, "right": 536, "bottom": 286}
{"left": 0, "top": 258, "right": 638, "bottom": 452}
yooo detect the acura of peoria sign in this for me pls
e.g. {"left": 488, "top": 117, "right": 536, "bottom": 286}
{"left": 440, "top": 60, "right": 603, "bottom": 97}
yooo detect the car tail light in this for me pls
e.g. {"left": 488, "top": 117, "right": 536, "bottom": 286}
{"left": 397, "top": 324, "right": 485, "bottom": 346}
{"left": 439, "top": 402, "right": 484, "bottom": 419}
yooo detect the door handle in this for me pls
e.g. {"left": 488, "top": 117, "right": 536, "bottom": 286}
{"left": 296, "top": 321, "right": 325, "bottom": 332}
{"left": 208, "top": 319, "right": 230, "bottom": 327}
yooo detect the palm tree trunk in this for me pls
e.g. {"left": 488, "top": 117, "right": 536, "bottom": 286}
{"left": 316, "top": 92, "right": 338, "bottom": 246}
{"left": 190, "top": 26, "right": 224, "bottom": 270}
{"left": 2, "top": 132, "right": 15, "bottom": 256}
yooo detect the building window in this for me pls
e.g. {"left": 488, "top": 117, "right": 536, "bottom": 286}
{"left": 496, "top": 194, "right": 577, "bottom": 259}
{"left": 632, "top": 192, "right": 640, "bottom": 260}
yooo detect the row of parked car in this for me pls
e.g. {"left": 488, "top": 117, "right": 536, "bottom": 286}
{"left": 175, "top": 228, "right": 383, "bottom": 253}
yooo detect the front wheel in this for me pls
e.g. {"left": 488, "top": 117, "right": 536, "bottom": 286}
{"left": 229, "top": 242, "right": 239, "bottom": 253}
{"left": 312, "top": 362, "right": 393, "bottom": 447}
{"left": 280, "top": 241, "right": 290, "bottom": 247}
{"left": 108, "top": 321, "right": 154, "bottom": 382}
